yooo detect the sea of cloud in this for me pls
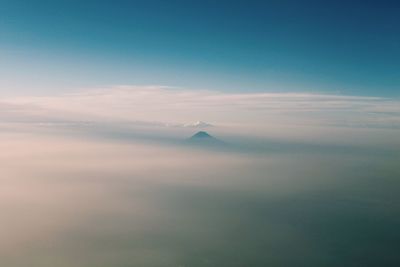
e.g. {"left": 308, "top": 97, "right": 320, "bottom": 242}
{"left": 1, "top": 86, "right": 399, "bottom": 266}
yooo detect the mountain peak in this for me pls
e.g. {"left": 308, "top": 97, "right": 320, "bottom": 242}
{"left": 187, "top": 131, "right": 226, "bottom": 148}
{"left": 190, "top": 131, "right": 212, "bottom": 139}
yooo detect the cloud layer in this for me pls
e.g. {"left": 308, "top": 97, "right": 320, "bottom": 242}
{"left": 1, "top": 84, "right": 400, "bottom": 155}
{"left": 1, "top": 85, "right": 399, "bottom": 131}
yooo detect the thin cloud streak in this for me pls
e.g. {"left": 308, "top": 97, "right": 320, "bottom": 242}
{"left": 1, "top": 85, "right": 400, "bottom": 132}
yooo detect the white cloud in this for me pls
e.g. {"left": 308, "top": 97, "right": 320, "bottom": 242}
{"left": 1, "top": 85, "right": 400, "bottom": 132}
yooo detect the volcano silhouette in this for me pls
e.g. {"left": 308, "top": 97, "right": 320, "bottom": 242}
{"left": 190, "top": 131, "right": 213, "bottom": 139}
{"left": 187, "top": 131, "right": 225, "bottom": 146}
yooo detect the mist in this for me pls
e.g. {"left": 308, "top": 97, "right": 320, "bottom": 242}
{"left": 1, "top": 86, "right": 399, "bottom": 266}
{"left": 1, "top": 121, "right": 399, "bottom": 267}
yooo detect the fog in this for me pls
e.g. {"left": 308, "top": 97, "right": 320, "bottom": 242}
{"left": 1, "top": 125, "right": 399, "bottom": 267}
{"left": 1, "top": 87, "right": 400, "bottom": 266}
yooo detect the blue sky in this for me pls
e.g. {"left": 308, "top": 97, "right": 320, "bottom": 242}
{"left": 0, "top": 0, "right": 399, "bottom": 96}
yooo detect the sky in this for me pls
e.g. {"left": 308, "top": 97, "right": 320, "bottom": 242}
{"left": 0, "top": 0, "right": 399, "bottom": 96}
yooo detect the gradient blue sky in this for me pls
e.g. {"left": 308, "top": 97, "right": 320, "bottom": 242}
{"left": 0, "top": 0, "right": 399, "bottom": 96}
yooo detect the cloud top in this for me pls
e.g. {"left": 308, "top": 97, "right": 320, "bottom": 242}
{"left": 1, "top": 85, "right": 399, "bottom": 132}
